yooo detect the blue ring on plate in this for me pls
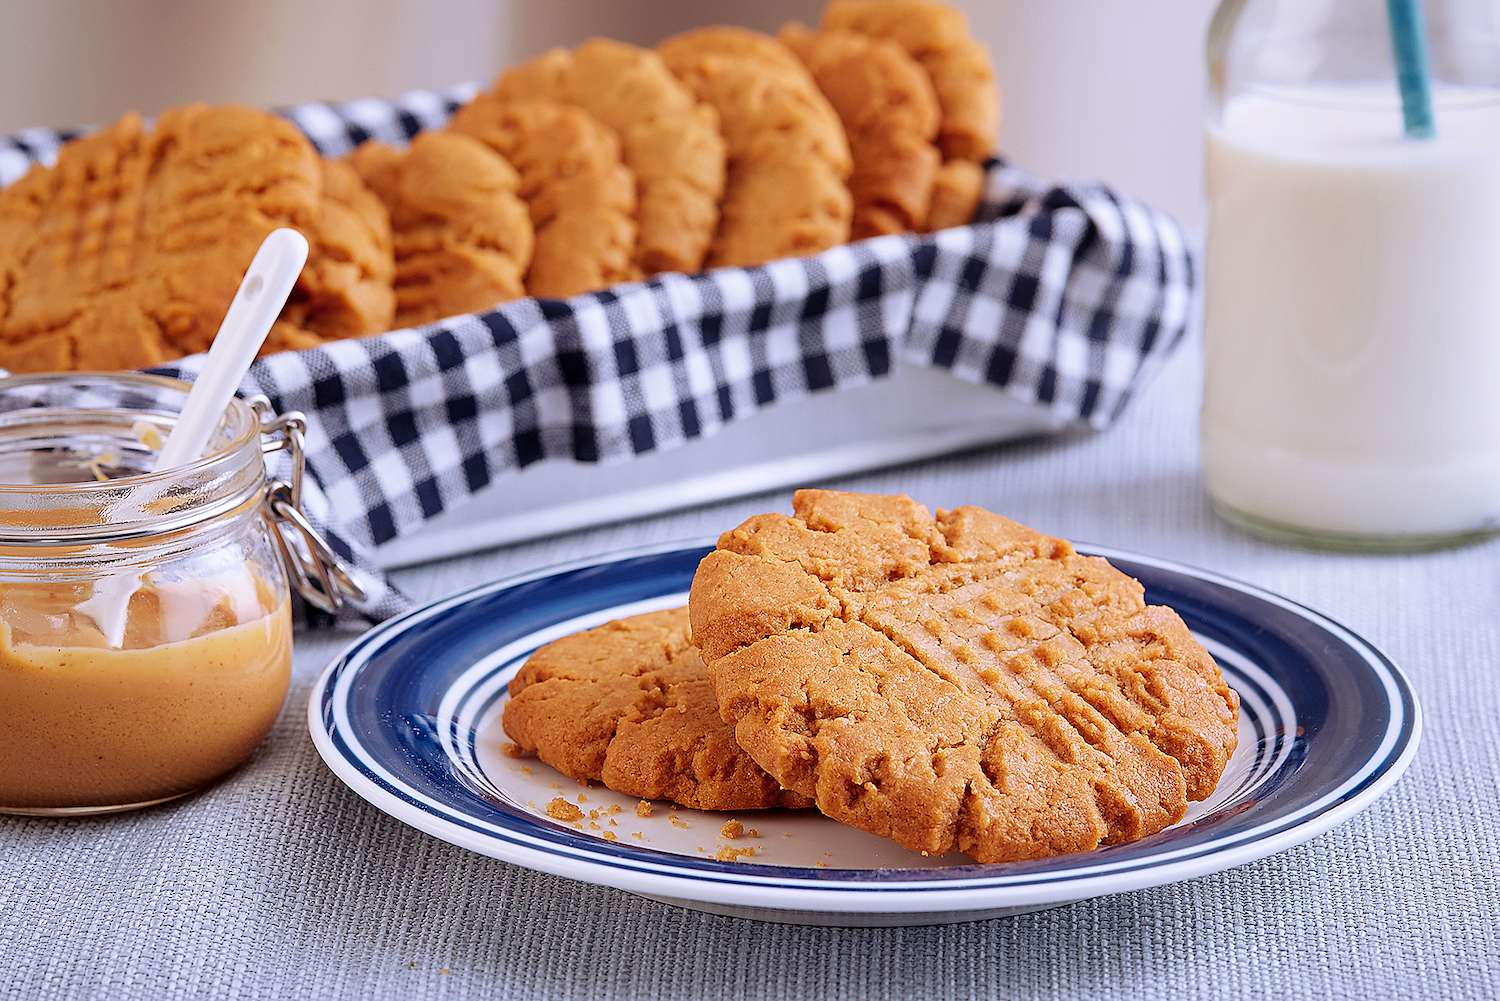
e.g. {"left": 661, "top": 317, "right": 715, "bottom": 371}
{"left": 313, "top": 542, "right": 1418, "bottom": 900}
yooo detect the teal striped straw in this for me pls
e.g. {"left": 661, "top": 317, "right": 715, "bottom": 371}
{"left": 1386, "top": 0, "right": 1437, "bottom": 138}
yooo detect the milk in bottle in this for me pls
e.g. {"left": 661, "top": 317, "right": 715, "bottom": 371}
{"left": 1200, "top": 0, "right": 1500, "bottom": 550}
{"left": 1202, "top": 85, "right": 1500, "bottom": 544}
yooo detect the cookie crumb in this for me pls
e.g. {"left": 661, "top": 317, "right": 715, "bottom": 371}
{"left": 576, "top": 793, "right": 588, "bottom": 803}
{"left": 670, "top": 815, "right": 689, "bottom": 829}
{"left": 546, "top": 797, "right": 584, "bottom": 822}
{"left": 601, "top": 831, "right": 617, "bottom": 841}
{"left": 747, "top": 829, "right": 760, "bottom": 839}
{"left": 500, "top": 742, "right": 524, "bottom": 759}
{"left": 816, "top": 861, "right": 828, "bottom": 868}
{"left": 607, "top": 804, "right": 622, "bottom": 815}
{"left": 132, "top": 421, "right": 164, "bottom": 452}
{"left": 720, "top": 819, "right": 744, "bottom": 839}
{"left": 715, "top": 844, "right": 757, "bottom": 862}
{"left": 636, "top": 800, "right": 653, "bottom": 818}
{"left": 631, "top": 832, "right": 643, "bottom": 839}
{"left": 521, "top": 766, "right": 531, "bottom": 775}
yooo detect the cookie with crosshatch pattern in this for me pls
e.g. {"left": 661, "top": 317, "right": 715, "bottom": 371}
{"left": 348, "top": 131, "right": 534, "bottom": 328}
{"left": 483, "top": 37, "right": 726, "bottom": 277}
{"left": 689, "top": 489, "right": 1239, "bottom": 863}
{"left": 503, "top": 606, "right": 812, "bottom": 811}
{"left": 446, "top": 97, "right": 639, "bottom": 299}
{"left": 819, "top": 0, "right": 997, "bottom": 230}
{"left": 778, "top": 22, "right": 942, "bottom": 238}
{"left": 657, "top": 26, "right": 853, "bottom": 269}
{"left": 0, "top": 103, "right": 394, "bottom": 372}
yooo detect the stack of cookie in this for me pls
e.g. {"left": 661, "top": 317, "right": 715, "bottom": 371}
{"left": 0, "top": 0, "right": 999, "bottom": 374}
{"left": 504, "top": 490, "right": 1242, "bottom": 865}
{"left": 358, "top": 0, "right": 999, "bottom": 306}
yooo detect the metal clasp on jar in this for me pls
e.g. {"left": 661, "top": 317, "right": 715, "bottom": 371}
{"left": 248, "top": 396, "right": 366, "bottom": 614}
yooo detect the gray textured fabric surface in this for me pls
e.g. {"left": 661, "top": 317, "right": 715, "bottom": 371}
{"left": 5, "top": 333, "right": 1497, "bottom": 999}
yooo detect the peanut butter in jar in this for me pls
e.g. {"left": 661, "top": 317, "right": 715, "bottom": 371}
{"left": 0, "top": 577, "right": 291, "bottom": 811}
{"left": 0, "top": 373, "right": 348, "bottom": 815}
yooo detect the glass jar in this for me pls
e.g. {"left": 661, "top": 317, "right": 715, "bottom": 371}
{"left": 0, "top": 372, "right": 355, "bottom": 815}
{"left": 1201, "top": 0, "right": 1500, "bottom": 551}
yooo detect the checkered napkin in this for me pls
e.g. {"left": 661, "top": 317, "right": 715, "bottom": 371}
{"left": 1, "top": 87, "right": 1196, "bottom": 623}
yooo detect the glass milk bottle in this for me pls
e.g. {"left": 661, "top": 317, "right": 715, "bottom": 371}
{"left": 1201, "top": 0, "right": 1500, "bottom": 551}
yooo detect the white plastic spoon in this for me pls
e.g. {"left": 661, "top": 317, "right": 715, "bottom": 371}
{"left": 153, "top": 228, "right": 309, "bottom": 470}
{"left": 77, "top": 228, "right": 309, "bottom": 646}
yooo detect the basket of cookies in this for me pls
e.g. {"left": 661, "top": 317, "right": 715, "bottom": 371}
{"left": 0, "top": 0, "right": 1195, "bottom": 621}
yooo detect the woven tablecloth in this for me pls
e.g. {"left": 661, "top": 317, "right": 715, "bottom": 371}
{"left": 3, "top": 327, "right": 1495, "bottom": 999}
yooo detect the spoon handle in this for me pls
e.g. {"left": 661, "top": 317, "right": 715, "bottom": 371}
{"left": 154, "top": 228, "right": 309, "bottom": 471}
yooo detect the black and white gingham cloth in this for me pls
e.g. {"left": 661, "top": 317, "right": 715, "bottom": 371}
{"left": 1, "top": 87, "right": 1196, "bottom": 623}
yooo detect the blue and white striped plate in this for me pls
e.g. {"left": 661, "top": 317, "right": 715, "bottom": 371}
{"left": 308, "top": 541, "right": 1420, "bottom": 926}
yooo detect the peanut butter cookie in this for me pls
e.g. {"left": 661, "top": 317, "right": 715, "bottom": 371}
{"left": 447, "top": 96, "right": 639, "bottom": 298}
{"left": 487, "top": 38, "right": 725, "bottom": 276}
{"left": 280, "top": 156, "right": 396, "bottom": 346}
{"left": 780, "top": 23, "right": 942, "bottom": 238}
{"left": 503, "top": 607, "right": 811, "bottom": 811}
{"left": 0, "top": 103, "right": 394, "bottom": 371}
{"left": 689, "top": 490, "right": 1240, "bottom": 863}
{"left": 658, "top": 27, "right": 853, "bottom": 267}
{"left": 924, "top": 157, "right": 985, "bottom": 231}
{"left": 0, "top": 106, "right": 357, "bottom": 372}
{"left": 821, "top": 0, "right": 999, "bottom": 163}
{"left": 348, "top": 131, "right": 532, "bottom": 328}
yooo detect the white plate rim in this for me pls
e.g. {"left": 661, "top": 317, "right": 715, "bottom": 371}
{"left": 308, "top": 539, "right": 1422, "bottom": 919}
